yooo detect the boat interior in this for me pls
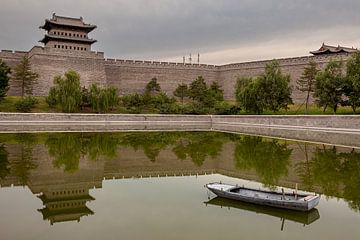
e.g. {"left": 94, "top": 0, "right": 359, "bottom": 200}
{"left": 229, "top": 188, "right": 308, "bottom": 201}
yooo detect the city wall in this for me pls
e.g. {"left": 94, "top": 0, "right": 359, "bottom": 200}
{"left": 0, "top": 47, "right": 351, "bottom": 102}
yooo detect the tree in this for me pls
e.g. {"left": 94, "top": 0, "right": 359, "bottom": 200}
{"left": 314, "top": 60, "right": 345, "bottom": 113}
{"left": 345, "top": 52, "right": 360, "bottom": 112}
{"left": 0, "top": 143, "right": 10, "bottom": 180}
{"left": 209, "top": 81, "right": 224, "bottom": 102}
{"left": 297, "top": 61, "right": 319, "bottom": 114}
{"left": 235, "top": 77, "right": 265, "bottom": 114}
{"left": 0, "top": 59, "right": 11, "bottom": 100}
{"left": 48, "top": 70, "right": 82, "bottom": 113}
{"left": 258, "top": 61, "right": 293, "bottom": 112}
{"left": 188, "top": 76, "right": 208, "bottom": 102}
{"left": 12, "top": 56, "right": 39, "bottom": 97}
{"left": 145, "top": 77, "right": 161, "bottom": 95}
{"left": 88, "top": 83, "right": 119, "bottom": 113}
{"left": 235, "top": 61, "right": 292, "bottom": 114}
{"left": 173, "top": 83, "right": 189, "bottom": 103}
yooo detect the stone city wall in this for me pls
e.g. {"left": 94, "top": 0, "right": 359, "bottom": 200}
{"left": 0, "top": 47, "right": 352, "bottom": 102}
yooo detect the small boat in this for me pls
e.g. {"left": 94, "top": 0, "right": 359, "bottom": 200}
{"left": 205, "top": 182, "right": 320, "bottom": 211}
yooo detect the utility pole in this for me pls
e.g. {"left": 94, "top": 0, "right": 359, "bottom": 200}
{"left": 197, "top": 53, "right": 200, "bottom": 64}
{"left": 183, "top": 56, "right": 185, "bottom": 64}
{"left": 189, "top": 54, "right": 192, "bottom": 64}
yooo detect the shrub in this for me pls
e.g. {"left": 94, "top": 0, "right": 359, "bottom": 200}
{"left": 214, "top": 102, "right": 241, "bottom": 115}
{"left": 15, "top": 96, "right": 38, "bottom": 112}
{"left": 46, "top": 87, "right": 58, "bottom": 107}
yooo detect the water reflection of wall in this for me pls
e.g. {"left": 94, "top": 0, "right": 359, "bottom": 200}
{"left": 0, "top": 132, "right": 360, "bottom": 222}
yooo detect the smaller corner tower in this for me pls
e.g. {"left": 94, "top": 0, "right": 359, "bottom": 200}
{"left": 39, "top": 13, "right": 97, "bottom": 52}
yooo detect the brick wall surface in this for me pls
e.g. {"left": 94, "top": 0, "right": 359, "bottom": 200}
{"left": 0, "top": 46, "right": 352, "bottom": 102}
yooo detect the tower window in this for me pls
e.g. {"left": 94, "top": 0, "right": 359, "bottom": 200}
{"left": 69, "top": 46, "right": 72, "bottom": 49}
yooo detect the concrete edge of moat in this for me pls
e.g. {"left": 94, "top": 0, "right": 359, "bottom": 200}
{"left": 0, "top": 113, "right": 359, "bottom": 148}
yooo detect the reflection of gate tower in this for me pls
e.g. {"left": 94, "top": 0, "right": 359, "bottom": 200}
{"left": 37, "top": 183, "right": 96, "bottom": 225}
{"left": 39, "top": 13, "right": 97, "bottom": 51}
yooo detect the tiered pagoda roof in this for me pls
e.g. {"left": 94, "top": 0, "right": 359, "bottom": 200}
{"left": 310, "top": 43, "right": 358, "bottom": 55}
{"left": 40, "top": 13, "right": 96, "bottom": 32}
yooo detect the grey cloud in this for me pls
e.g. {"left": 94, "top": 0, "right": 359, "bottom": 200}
{"left": 0, "top": 0, "right": 359, "bottom": 63}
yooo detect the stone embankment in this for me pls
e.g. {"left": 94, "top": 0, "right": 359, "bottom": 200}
{"left": 0, "top": 113, "right": 359, "bottom": 148}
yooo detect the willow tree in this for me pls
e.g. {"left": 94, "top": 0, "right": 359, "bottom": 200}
{"left": 48, "top": 70, "right": 82, "bottom": 113}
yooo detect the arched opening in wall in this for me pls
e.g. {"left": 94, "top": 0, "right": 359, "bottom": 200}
{"left": 65, "top": 46, "right": 68, "bottom": 49}
{"left": 62, "top": 45, "right": 64, "bottom": 49}
{"left": 61, "top": 32, "right": 63, "bottom": 35}
{"left": 69, "top": 46, "right": 72, "bottom": 49}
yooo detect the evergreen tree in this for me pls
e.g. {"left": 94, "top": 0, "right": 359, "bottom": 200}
{"left": 0, "top": 59, "right": 11, "bottom": 101}
{"left": 173, "top": 83, "right": 188, "bottom": 103}
{"left": 188, "top": 76, "right": 208, "bottom": 102}
{"left": 12, "top": 56, "right": 39, "bottom": 97}
{"left": 145, "top": 77, "right": 161, "bottom": 95}
{"left": 209, "top": 81, "right": 224, "bottom": 102}
{"left": 297, "top": 61, "right": 319, "bottom": 114}
{"left": 314, "top": 60, "right": 345, "bottom": 113}
{"left": 345, "top": 52, "right": 360, "bottom": 112}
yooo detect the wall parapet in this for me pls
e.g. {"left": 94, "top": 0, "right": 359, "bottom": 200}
{"left": 218, "top": 53, "right": 351, "bottom": 71}
{"left": 104, "top": 58, "right": 217, "bottom": 69}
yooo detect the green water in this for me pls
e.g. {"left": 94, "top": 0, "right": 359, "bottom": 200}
{"left": 0, "top": 132, "right": 359, "bottom": 240}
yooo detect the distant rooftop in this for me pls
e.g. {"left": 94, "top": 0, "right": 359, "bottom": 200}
{"left": 310, "top": 43, "right": 358, "bottom": 55}
{"left": 40, "top": 13, "right": 96, "bottom": 32}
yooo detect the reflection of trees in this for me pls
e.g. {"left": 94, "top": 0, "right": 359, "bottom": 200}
{"left": 310, "top": 146, "right": 342, "bottom": 196}
{"left": 12, "top": 134, "right": 37, "bottom": 185}
{"left": 171, "top": 132, "right": 225, "bottom": 166}
{"left": 295, "top": 143, "right": 315, "bottom": 191}
{"left": 82, "top": 134, "right": 119, "bottom": 160}
{"left": 120, "top": 132, "right": 180, "bottom": 162}
{"left": 46, "top": 133, "right": 119, "bottom": 173}
{"left": 297, "top": 145, "right": 360, "bottom": 212}
{"left": 46, "top": 134, "right": 82, "bottom": 173}
{"left": 0, "top": 143, "right": 9, "bottom": 179}
{"left": 341, "top": 151, "right": 360, "bottom": 212}
{"left": 234, "top": 136, "right": 292, "bottom": 187}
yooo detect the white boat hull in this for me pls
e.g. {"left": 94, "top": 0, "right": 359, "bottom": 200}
{"left": 206, "top": 183, "right": 320, "bottom": 211}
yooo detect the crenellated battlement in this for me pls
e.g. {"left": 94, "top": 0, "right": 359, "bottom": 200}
{"left": 218, "top": 53, "right": 351, "bottom": 71}
{"left": 104, "top": 57, "right": 217, "bottom": 69}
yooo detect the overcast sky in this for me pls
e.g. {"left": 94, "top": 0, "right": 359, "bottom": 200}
{"left": 0, "top": 0, "right": 359, "bottom": 64}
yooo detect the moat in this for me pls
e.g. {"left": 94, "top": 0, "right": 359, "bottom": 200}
{"left": 0, "top": 131, "right": 359, "bottom": 240}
